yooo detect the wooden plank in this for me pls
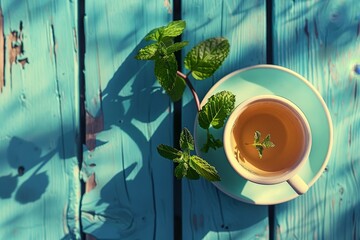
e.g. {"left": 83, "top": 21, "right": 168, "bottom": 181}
{"left": 80, "top": 1, "right": 174, "bottom": 239}
{"left": 0, "top": 8, "right": 4, "bottom": 92}
{"left": 181, "top": 0, "right": 269, "bottom": 239}
{"left": 0, "top": 1, "right": 81, "bottom": 239}
{"left": 273, "top": 0, "right": 360, "bottom": 239}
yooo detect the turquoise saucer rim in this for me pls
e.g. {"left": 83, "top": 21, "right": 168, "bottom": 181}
{"left": 194, "top": 64, "right": 333, "bottom": 205}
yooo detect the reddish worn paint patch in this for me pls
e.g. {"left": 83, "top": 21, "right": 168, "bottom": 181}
{"left": 8, "top": 21, "right": 28, "bottom": 70}
{"left": 8, "top": 31, "right": 20, "bottom": 65}
{"left": 85, "top": 173, "right": 97, "bottom": 193}
{"left": 164, "top": 0, "right": 172, "bottom": 13}
{"left": 85, "top": 110, "right": 104, "bottom": 151}
{"left": 0, "top": 9, "right": 3, "bottom": 92}
{"left": 84, "top": 172, "right": 97, "bottom": 240}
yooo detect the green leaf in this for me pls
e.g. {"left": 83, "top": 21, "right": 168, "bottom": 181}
{"left": 256, "top": 145, "right": 264, "bottom": 159}
{"left": 254, "top": 131, "right": 261, "bottom": 144}
{"left": 145, "top": 27, "right": 165, "bottom": 41}
{"left": 144, "top": 20, "right": 186, "bottom": 42}
{"left": 175, "top": 162, "right": 188, "bottom": 179}
{"left": 179, "top": 128, "right": 194, "bottom": 152}
{"left": 198, "top": 91, "right": 236, "bottom": 129}
{"left": 166, "top": 41, "right": 189, "bottom": 55}
{"left": 201, "top": 132, "right": 223, "bottom": 153}
{"left": 252, "top": 131, "right": 275, "bottom": 159}
{"left": 184, "top": 37, "right": 230, "bottom": 80}
{"left": 135, "top": 43, "right": 159, "bottom": 60}
{"left": 186, "top": 167, "right": 200, "bottom": 180}
{"left": 189, "top": 155, "right": 220, "bottom": 181}
{"left": 162, "top": 20, "right": 186, "bottom": 38}
{"left": 157, "top": 144, "right": 183, "bottom": 161}
{"left": 154, "top": 54, "right": 178, "bottom": 92}
{"left": 263, "top": 134, "right": 275, "bottom": 148}
{"left": 167, "top": 75, "right": 186, "bottom": 102}
{"left": 160, "top": 38, "right": 175, "bottom": 49}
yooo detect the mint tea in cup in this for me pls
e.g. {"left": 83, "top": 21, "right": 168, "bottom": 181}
{"left": 223, "top": 95, "right": 312, "bottom": 195}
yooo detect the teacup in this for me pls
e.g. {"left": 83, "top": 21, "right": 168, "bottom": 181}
{"left": 223, "top": 95, "right": 312, "bottom": 195}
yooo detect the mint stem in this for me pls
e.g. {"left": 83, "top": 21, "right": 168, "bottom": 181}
{"left": 177, "top": 70, "right": 201, "bottom": 111}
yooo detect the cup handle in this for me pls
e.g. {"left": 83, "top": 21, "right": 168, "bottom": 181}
{"left": 287, "top": 174, "right": 309, "bottom": 195}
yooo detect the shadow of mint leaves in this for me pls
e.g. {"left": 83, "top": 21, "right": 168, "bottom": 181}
{"left": 15, "top": 172, "right": 49, "bottom": 204}
{"left": 0, "top": 174, "right": 18, "bottom": 199}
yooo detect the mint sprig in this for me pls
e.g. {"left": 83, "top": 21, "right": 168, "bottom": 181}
{"left": 252, "top": 131, "right": 275, "bottom": 159}
{"left": 135, "top": 20, "right": 188, "bottom": 102}
{"left": 136, "top": 20, "right": 232, "bottom": 182}
{"left": 135, "top": 20, "right": 230, "bottom": 104}
{"left": 157, "top": 128, "right": 220, "bottom": 181}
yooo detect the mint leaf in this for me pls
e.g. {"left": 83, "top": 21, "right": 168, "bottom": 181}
{"left": 263, "top": 134, "right": 275, "bottom": 148}
{"left": 180, "top": 128, "right": 194, "bottom": 152}
{"left": 167, "top": 75, "right": 186, "bottom": 102}
{"left": 198, "top": 91, "right": 235, "bottom": 153}
{"left": 175, "top": 162, "right": 188, "bottom": 179}
{"left": 145, "top": 27, "right": 165, "bottom": 41}
{"left": 154, "top": 54, "right": 177, "bottom": 92}
{"left": 135, "top": 43, "right": 159, "bottom": 60}
{"left": 189, "top": 155, "right": 220, "bottom": 181}
{"left": 157, "top": 144, "right": 183, "bottom": 162}
{"left": 166, "top": 41, "right": 189, "bottom": 55}
{"left": 184, "top": 37, "right": 230, "bottom": 80}
{"left": 185, "top": 167, "right": 200, "bottom": 180}
{"left": 145, "top": 20, "right": 186, "bottom": 42}
{"left": 200, "top": 131, "right": 223, "bottom": 152}
{"left": 198, "top": 91, "right": 235, "bottom": 129}
{"left": 162, "top": 20, "right": 186, "bottom": 38}
{"left": 256, "top": 145, "right": 264, "bottom": 159}
{"left": 254, "top": 131, "right": 261, "bottom": 143}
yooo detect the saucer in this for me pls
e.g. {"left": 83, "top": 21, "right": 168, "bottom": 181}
{"left": 194, "top": 64, "right": 333, "bottom": 205}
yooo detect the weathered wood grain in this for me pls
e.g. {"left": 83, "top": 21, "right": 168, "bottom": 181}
{"left": 273, "top": 0, "right": 360, "bottom": 239}
{"left": 80, "top": 1, "right": 174, "bottom": 239}
{"left": 0, "top": 1, "right": 81, "bottom": 239}
{"left": 0, "top": 8, "right": 4, "bottom": 92}
{"left": 181, "top": 0, "right": 269, "bottom": 239}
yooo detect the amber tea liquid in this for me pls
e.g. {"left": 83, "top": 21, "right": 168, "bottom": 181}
{"left": 232, "top": 99, "right": 308, "bottom": 177}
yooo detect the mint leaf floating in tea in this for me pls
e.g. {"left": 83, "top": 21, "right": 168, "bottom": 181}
{"left": 251, "top": 131, "right": 275, "bottom": 159}
{"left": 198, "top": 91, "right": 235, "bottom": 152}
{"left": 157, "top": 128, "right": 220, "bottom": 181}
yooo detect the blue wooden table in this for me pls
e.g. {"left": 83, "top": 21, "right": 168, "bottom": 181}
{"left": 0, "top": 1, "right": 359, "bottom": 239}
